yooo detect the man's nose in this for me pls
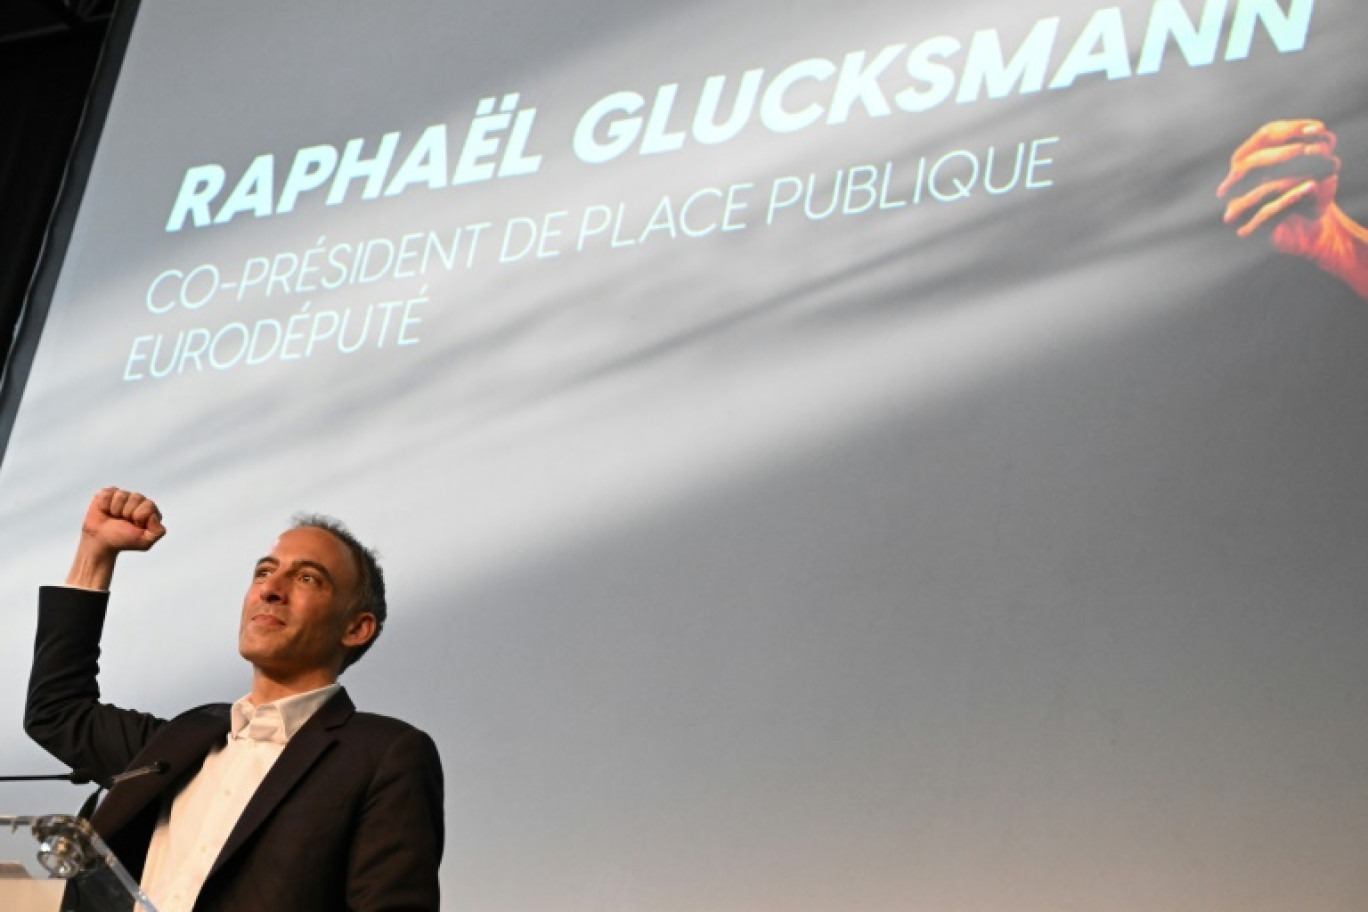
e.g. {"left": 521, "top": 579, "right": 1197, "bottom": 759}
{"left": 258, "top": 573, "right": 287, "bottom": 602}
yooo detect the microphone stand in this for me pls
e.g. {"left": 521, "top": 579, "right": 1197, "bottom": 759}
{"left": 0, "top": 770, "right": 106, "bottom": 823}
{"left": 0, "top": 771, "right": 100, "bottom": 785}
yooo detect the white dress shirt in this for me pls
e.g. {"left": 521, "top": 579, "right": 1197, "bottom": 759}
{"left": 140, "top": 683, "right": 340, "bottom": 912}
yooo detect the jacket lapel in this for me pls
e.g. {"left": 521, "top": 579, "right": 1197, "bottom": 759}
{"left": 90, "top": 704, "right": 231, "bottom": 838}
{"left": 208, "top": 687, "right": 355, "bottom": 878}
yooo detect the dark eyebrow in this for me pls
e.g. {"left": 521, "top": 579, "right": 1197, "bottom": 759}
{"left": 291, "top": 560, "right": 335, "bottom": 585}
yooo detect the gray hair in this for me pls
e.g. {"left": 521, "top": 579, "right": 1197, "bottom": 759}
{"left": 290, "top": 513, "right": 387, "bottom": 672}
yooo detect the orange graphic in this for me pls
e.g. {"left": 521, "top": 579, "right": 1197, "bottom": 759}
{"left": 1218, "top": 119, "right": 1368, "bottom": 301}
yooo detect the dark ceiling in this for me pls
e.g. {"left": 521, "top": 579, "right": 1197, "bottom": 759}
{"left": 0, "top": 0, "right": 115, "bottom": 46}
{"left": 0, "top": 0, "right": 117, "bottom": 402}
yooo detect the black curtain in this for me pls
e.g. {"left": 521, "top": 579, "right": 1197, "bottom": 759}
{"left": 0, "top": 25, "right": 107, "bottom": 384}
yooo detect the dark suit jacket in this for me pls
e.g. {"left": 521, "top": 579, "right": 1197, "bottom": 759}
{"left": 25, "top": 586, "right": 444, "bottom": 911}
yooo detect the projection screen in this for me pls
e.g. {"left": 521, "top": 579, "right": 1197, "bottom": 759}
{"left": 3, "top": 1, "right": 1367, "bottom": 908}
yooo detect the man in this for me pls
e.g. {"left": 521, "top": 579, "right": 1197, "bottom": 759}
{"left": 24, "top": 487, "right": 443, "bottom": 911}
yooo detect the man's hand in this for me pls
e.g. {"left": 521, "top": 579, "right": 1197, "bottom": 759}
{"left": 1218, "top": 119, "right": 1340, "bottom": 255}
{"left": 67, "top": 487, "right": 166, "bottom": 590}
{"left": 1218, "top": 118, "right": 1368, "bottom": 301}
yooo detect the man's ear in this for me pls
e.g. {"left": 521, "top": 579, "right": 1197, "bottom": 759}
{"left": 342, "top": 611, "right": 378, "bottom": 648}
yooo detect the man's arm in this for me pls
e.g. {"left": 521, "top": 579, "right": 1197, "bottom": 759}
{"left": 24, "top": 488, "right": 170, "bottom": 781}
{"left": 347, "top": 726, "right": 445, "bottom": 912}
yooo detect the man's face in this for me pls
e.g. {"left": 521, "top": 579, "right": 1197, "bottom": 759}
{"left": 239, "top": 526, "right": 370, "bottom": 682}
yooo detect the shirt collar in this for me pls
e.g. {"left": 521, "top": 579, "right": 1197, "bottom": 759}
{"left": 230, "top": 683, "right": 341, "bottom": 744}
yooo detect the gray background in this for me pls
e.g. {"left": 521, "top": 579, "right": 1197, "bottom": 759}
{"left": 2, "top": 2, "right": 1367, "bottom": 909}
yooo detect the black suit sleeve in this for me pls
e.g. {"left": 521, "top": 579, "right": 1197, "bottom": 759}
{"left": 25, "top": 586, "right": 167, "bottom": 784}
{"left": 347, "top": 725, "right": 445, "bottom": 912}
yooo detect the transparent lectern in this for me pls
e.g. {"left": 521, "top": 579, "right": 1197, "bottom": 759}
{"left": 0, "top": 815, "right": 159, "bottom": 912}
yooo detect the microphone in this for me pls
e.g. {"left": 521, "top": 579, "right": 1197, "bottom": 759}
{"left": 0, "top": 761, "right": 167, "bottom": 787}
{"left": 109, "top": 760, "right": 170, "bottom": 785}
